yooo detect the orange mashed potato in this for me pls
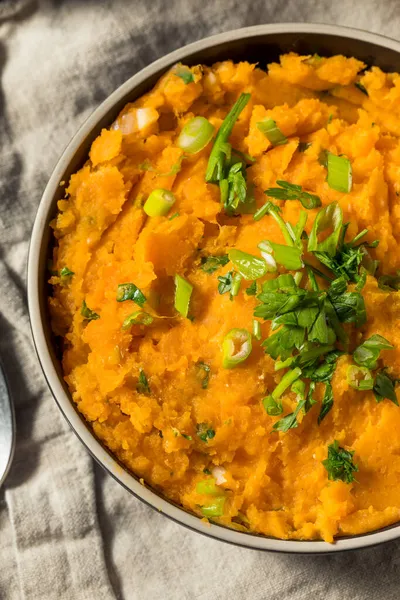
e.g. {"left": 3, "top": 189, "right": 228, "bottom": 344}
{"left": 49, "top": 54, "right": 400, "bottom": 542}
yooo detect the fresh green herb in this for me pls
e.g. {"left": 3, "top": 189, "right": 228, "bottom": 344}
{"left": 327, "top": 114, "right": 333, "bottom": 125}
{"left": 196, "top": 479, "right": 222, "bottom": 496}
{"left": 298, "top": 142, "right": 311, "bottom": 153}
{"left": 322, "top": 440, "right": 358, "bottom": 484}
{"left": 196, "top": 361, "right": 211, "bottom": 389}
{"left": 137, "top": 369, "right": 150, "bottom": 394}
{"left": 231, "top": 272, "right": 242, "bottom": 297}
{"left": 174, "top": 275, "right": 193, "bottom": 318}
{"left": 272, "top": 399, "right": 306, "bottom": 432}
{"left": 122, "top": 310, "right": 153, "bottom": 330}
{"left": 201, "top": 254, "right": 230, "bottom": 274}
{"left": 318, "top": 381, "right": 334, "bottom": 424}
{"left": 263, "top": 396, "right": 283, "bottom": 416}
{"left": 258, "top": 240, "right": 303, "bottom": 271}
{"left": 252, "top": 319, "right": 261, "bottom": 340}
{"left": 326, "top": 152, "right": 353, "bottom": 193}
{"left": 308, "top": 202, "right": 343, "bottom": 257}
{"left": 222, "top": 328, "right": 252, "bottom": 368}
{"left": 178, "top": 116, "right": 215, "bottom": 154}
{"left": 347, "top": 365, "right": 374, "bottom": 390}
{"left": 181, "top": 433, "right": 193, "bottom": 441}
{"left": 81, "top": 300, "right": 100, "bottom": 321}
{"left": 196, "top": 423, "right": 216, "bottom": 442}
{"left": 355, "top": 82, "right": 368, "bottom": 96}
{"left": 169, "top": 212, "right": 180, "bottom": 221}
{"left": 253, "top": 202, "right": 272, "bottom": 222}
{"left": 246, "top": 281, "right": 257, "bottom": 296}
{"left": 222, "top": 162, "right": 248, "bottom": 214}
{"left": 228, "top": 249, "right": 268, "bottom": 280}
{"left": 200, "top": 496, "right": 225, "bottom": 517}
{"left": 206, "top": 93, "right": 251, "bottom": 183}
{"left": 116, "top": 283, "right": 146, "bottom": 306}
{"left": 378, "top": 273, "right": 400, "bottom": 291}
{"left": 265, "top": 180, "right": 321, "bottom": 210}
{"left": 143, "top": 188, "right": 176, "bottom": 217}
{"left": 263, "top": 367, "right": 302, "bottom": 417}
{"left": 218, "top": 271, "right": 234, "bottom": 295}
{"left": 256, "top": 118, "right": 288, "bottom": 146}
{"left": 353, "top": 334, "right": 393, "bottom": 370}
{"left": 175, "top": 67, "right": 194, "bottom": 84}
{"left": 60, "top": 267, "right": 74, "bottom": 279}
{"left": 374, "top": 370, "right": 398, "bottom": 405}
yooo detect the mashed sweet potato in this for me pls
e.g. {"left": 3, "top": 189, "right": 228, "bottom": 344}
{"left": 49, "top": 54, "right": 400, "bottom": 542}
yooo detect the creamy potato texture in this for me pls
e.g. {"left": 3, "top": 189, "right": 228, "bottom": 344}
{"left": 49, "top": 54, "right": 400, "bottom": 542}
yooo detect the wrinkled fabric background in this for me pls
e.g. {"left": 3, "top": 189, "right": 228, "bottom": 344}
{"left": 1, "top": 1, "right": 400, "bottom": 598}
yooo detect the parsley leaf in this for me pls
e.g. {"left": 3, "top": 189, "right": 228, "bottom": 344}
{"left": 60, "top": 267, "right": 74, "bottom": 279}
{"left": 81, "top": 300, "right": 99, "bottom": 321}
{"left": 175, "top": 67, "right": 194, "bottom": 84}
{"left": 322, "top": 440, "right": 358, "bottom": 484}
{"left": 137, "top": 369, "right": 150, "bottom": 394}
{"left": 196, "top": 423, "right": 216, "bottom": 442}
{"left": 265, "top": 180, "right": 321, "bottom": 210}
{"left": 201, "top": 254, "right": 229, "bottom": 274}
{"left": 272, "top": 399, "right": 306, "bottom": 433}
{"left": 246, "top": 281, "right": 257, "bottom": 296}
{"left": 196, "top": 361, "right": 211, "bottom": 389}
{"left": 374, "top": 370, "right": 398, "bottom": 405}
{"left": 318, "top": 381, "right": 334, "bottom": 424}
{"left": 378, "top": 273, "right": 400, "bottom": 291}
{"left": 116, "top": 283, "right": 146, "bottom": 306}
{"left": 353, "top": 334, "right": 393, "bottom": 370}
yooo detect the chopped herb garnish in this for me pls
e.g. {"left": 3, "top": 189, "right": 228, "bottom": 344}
{"left": 326, "top": 152, "right": 352, "bottom": 193}
{"left": 174, "top": 275, "right": 193, "bottom": 318}
{"left": 201, "top": 254, "right": 229, "bottom": 274}
{"left": 60, "top": 267, "right": 74, "bottom": 279}
{"left": 196, "top": 423, "right": 216, "bottom": 443}
{"left": 347, "top": 365, "right": 374, "bottom": 391}
{"left": 175, "top": 67, "right": 194, "bottom": 84}
{"left": 246, "top": 281, "right": 257, "bottom": 295}
{"left": 196, "top": 361, "right": 211, "bottom": 389}
{"left": 353, "top": 334, "right": 393, "bottom": 370}
{"left": 169, "top": 212, "right": 180, "bottom": 221}
{"left": 217, "top": 271, "right": 234, "bottom": 295}
{"left": 116, "top": 283, "right": 146, "bottom": 306}
{"left": 318, "top": 381, "right": 334, "bottom": 424}
{"left": 81, "top": 300, "right": 99, "bottom": 321}
{"left": 258, "top": 240, "right": 303, "bottom": 271}
{"left": 200, "top": 496, "right": 225, "bottom": 517}
{"left": 355, "top": 82, "right": 368, "bottom": 96}
{"left": 322, "top": 440, "right": 358, "bottom": 484}
{"left": 374, "top": 370, "right": 399, "bottom": 405}
{"left": 265, "top": 180, "right": 321, "bottom": 210}
{"left": 272, "top": 399, "right": 306, "bottom": 433}
{"left": 228, "top": 249, "right": 268, "bottom": 280}
{"left": 222, "top": 328, "right": 252, "bottom": 368}
{"left": 181, "top": 433, "right": 193, "bottom": 441}
{"left": 378, "top": 273, "right": 400, "bottom": 291}
{"left": 137, "top": 369, "right": 150, "bottom": 394}
{"left": 256, "top": 118, "right": 288, "bottom": 146}
{"left": 122, "top": 311, "right": 153, "bottom": 330}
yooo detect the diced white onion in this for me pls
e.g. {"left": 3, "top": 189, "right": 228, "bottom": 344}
{"left": 212, "top": 466, "right": 227, "bottom": 485}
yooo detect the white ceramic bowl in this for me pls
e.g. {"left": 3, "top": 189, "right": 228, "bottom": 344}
{"left": 28, "top": 23, "right": 400, "bottom": 553}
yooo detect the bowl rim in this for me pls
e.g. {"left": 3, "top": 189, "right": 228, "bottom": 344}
{"left": 27, "top": 22, "right": 400, "bottom": 553}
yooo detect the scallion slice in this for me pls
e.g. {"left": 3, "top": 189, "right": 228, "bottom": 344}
{"left": 200, "top": 496, "right": 225, "bottom": 517}
{"left": 228, "top": 249, "right": 267, "bottom": 280}
{"left": 177, "top": 116, "right": 215, "bottom": 154}
{"left": 122, "top": 311, "right": 153, "bottom": 330}
{"left": 222, "top": 328, "right": 252, "bottom": 369}
{"left": 347, "top": 365, "right": 374, "bottom": 391}
{"left": 174, "top": 275, "right": 193, "bottom": 318}
{"left": 256, "top": 118, "right": 288, "bottom": 146}
{"left": 116, "top": 283, "right": 146, "bottom": 306}
{"left": 231, "top": 272, "right": 242, "bottom": 297}
{"left": 252, "top": 319, "right": 261, "bottom": 340}
{"left": 326, "top": 152, "right": 352, "bottom": 193}
{"left": 143, "top": 188, "right": 176, "bottom": 217}
{"left": 258, "top": 240, "right": 303, "bottom": 271}
{"left": 196, "top": 479, "right": 221, "bottom": 496}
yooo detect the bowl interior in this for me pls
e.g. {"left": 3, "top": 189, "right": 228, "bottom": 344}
{"left": 31, "top": 25, "right": 400, "bottom": 553}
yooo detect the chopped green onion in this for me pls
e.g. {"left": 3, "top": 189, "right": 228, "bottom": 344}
{"left": 308, "top": 201, "right": 343, "bottom": 256}
{"left": 347, "top": 365, "right": 374, "bottom": 390}
{"left": 253, "top": 202, "right": 271, "bottom": 221}
{"left": 122, "top": 311, "right": 153, "bottom": 330}
{"left": 137, "top": 369, "right": 150, "bottom": 394}
{"left": 374, "top": 370, "right": 399, "bottom": 405}
{"left": 231, "top": 272, "right": 242, "bottom": 297}
{"left": 201, "top": 254, "right": 229, "bottom": 274}
{"left": 177, "top": 116, "right": 215, "bottom": 154}
{"left": 60, "top": 267, "right": 74, "bottom": 279}
{"left": 174, "top": 275, "right": 193, "bottom": 318}
{"left": 265, "top": 180, "right": 321, "bottom": 210}
{"left": 196, "top": 423, "right": 215, "bottom": 442}
{"left": 143, "top": 188, "right": 176, "bottom": 217}
{"left": 326, "top": 152, "right": 352, "bottom": 193}
{"left": 256, "top": 118, "right": 288, "bottom": 146}
{"left": 81, "top": 300, "right": 99, "bottom": 321}
{"left": 222, "top": 328, "right": 252, "bottom": 369}
{"left": 206, "top": 93, "right": 251, "bottom": 182}
{"left": 261, "top": 201, "right": 294, "bottom": 246}
{"left": 272, "top": 367, "right": 302, "bottom": 400}
{"left": 169, "top": 212, "right": 180, "bottom": 221}
{"left": 175, "top": 66, "right": 194, "bottom": 84}
{"left": 258, "top": 240, "right": 303, "bottom": 271}
{"left": 263, "top": 396, "right": 283, "bottom": 416}
{"left": 196, "top": 361, "right": 211, "bottom": 389}
{"left": 228, "top": 249, "right": 267, "bottom": 280}
{"left": 252, "top": 319, "right": 261, "bottom": 340}
{"left": 200, "top": 496, "right": 225, "bottom": 517}
{"left": 196, "top": 479, "right": 222, "bottom": 496}
{"left": 246, "top": 282, "right": 257, "bottom": 296}
{"left": 294, "top": 272, "right": 303, "bottom": 286}
{"left": 116, "top": 283, "right": 146, "bottom": 306}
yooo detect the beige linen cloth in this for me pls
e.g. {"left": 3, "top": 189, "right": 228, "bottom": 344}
{"left": 2, "top": 1, "right": 400, "bottom": 598}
